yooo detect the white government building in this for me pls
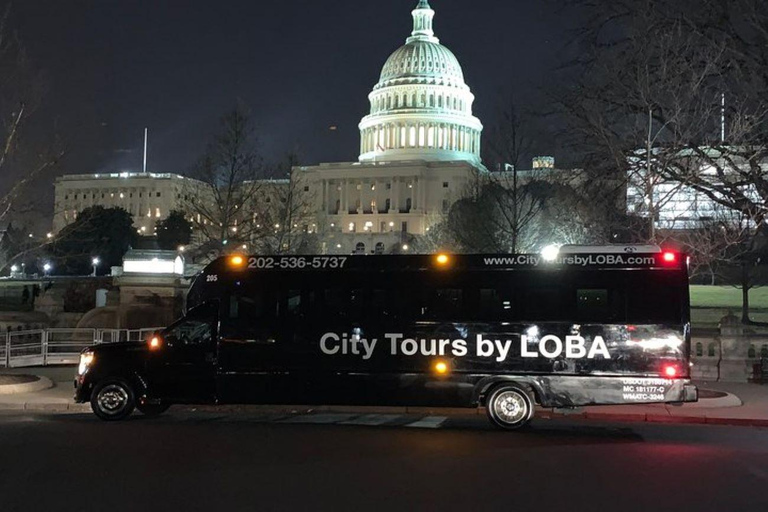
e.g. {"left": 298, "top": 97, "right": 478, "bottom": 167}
{"left": 52, "top": 1, "right": 491, "bottom": 254}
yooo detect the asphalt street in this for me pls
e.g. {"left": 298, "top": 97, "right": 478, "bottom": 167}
{"left": 0, "top": 410, "right": 767, "bottom": 512}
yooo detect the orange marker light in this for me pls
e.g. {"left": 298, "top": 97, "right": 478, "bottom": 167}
{"left": 230, "top": 255, "right": 245, "bottom": 266}
{"left": 434, "top": 361, "right": 449, "bottom": 374}
{"left": 435, "top": 253, "right": 450, "bottom": 266}
{"left": 149, "top": 336, "right": 162, "bottom": 350}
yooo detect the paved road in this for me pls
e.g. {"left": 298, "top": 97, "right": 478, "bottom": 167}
{"left": 1, "top": 410, "right": 767, "bottom": 512}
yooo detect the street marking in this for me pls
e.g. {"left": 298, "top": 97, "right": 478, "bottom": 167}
{"left": 339, "top": 414, "right": 401, "bottom": 426}
{"left": 405, "top": 416, "right": 447, "bottom": 429}
{"left": 278, "top": 413, "right": 358, "bottom": 424}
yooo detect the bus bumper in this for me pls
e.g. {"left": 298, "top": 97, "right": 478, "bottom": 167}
{"left": 682, "top": 383, "right": 698, "bottom": 403}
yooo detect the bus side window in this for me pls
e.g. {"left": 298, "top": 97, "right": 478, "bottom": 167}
{"left": 277, "top": 289, "right": 302, "bottom": 320}
{"left": 224, "top": 292, "right": 275, "bottom": 341}
{"left": 427, "top": 288, "right": 463, "bottom": 320}
{"left": 576, "top": 289, "right": 608, "bottom": 321}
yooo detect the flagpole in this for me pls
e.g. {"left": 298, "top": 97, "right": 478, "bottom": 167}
{"left": 143, "top": 128, "right": 148, "bottom": 173}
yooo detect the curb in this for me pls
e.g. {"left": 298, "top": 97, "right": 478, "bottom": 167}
{"left": 537, "top": 409, "right": 768, "bottom": 428}
{"left": 0, "top": 376, "right": 54, "bottom": 395}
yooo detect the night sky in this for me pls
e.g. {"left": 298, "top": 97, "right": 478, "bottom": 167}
{"left": 9, "top": 0, "right": 568, "bottom": 177}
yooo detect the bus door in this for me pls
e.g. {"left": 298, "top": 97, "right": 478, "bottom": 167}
{"left": 217, "top": 286, "right": 307, "bottom": 404}
{"left": 148, "top": 301, "right": 217, "bottom": 403}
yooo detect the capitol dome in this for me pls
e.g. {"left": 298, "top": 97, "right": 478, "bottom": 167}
{"left": 359, "top": 0, "right": 483, "bottom": 164}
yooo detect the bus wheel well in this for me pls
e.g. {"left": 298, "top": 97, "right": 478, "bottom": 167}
{"left": 479, "top": 379, "right": 539, "bottom": 407}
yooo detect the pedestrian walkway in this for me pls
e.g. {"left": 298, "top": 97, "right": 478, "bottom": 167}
{"left": 2, "top": 366, "right": 768, "bottom": 427}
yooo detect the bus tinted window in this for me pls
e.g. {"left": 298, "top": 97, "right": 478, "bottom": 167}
{"left": 219, "top": 267, "right": 684, "bottom": 334}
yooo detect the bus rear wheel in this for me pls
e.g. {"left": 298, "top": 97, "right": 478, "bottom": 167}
{"left": 486, "top": 383, "right": 534, "bottom": 430}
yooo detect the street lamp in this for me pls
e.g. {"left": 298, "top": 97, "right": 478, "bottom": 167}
{"left": 43, "top": 263, "right": 52, "bottom": 276}
{"left": 92, "top": 257, "right": 100, "bottom": 277}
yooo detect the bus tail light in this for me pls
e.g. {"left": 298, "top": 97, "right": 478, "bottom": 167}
{"left": 662, "top": 252, "right": 676, "bottom": 263}
{"left": 663, "top": 364, "right": 678, "bottom": 378}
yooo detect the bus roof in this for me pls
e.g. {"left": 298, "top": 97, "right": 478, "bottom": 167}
{"left": 201, "top": 252, "right": 687, "bottom": 274}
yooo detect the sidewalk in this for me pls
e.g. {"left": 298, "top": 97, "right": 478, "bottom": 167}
{"left": 1, "top": 366, "right": 767, "bottom": 426}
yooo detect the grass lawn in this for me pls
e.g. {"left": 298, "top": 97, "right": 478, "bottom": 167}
{"left": 689, "top": 285, "right": 768, "bottom": 309}
{"left": 689, "top": 285, "right": 768, "bottom": 328}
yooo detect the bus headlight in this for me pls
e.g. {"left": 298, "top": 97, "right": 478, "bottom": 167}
{"left": 78, "top": 351, "right": 95, "bottom": 375}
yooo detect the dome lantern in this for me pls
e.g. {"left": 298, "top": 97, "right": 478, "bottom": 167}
{"left": 407, "top": 0, "right": 438, "bottom": 44}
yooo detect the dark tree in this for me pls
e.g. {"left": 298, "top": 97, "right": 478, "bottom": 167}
{"left": 556, "top": 0, "right": 768, "bottom": 322}
{"left": 183, "top": 105, "right": 266, "bottom": 256}
{"left": 156, "top": 210, "right": 192, "bottom": 251}
{"left": 48, "top": 206, "right": 136, "bottom": 275}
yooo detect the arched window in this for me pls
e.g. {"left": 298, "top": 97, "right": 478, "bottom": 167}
{"left": 695, "top": 342, "right": 703, "bottom": 357}
{"left": 386, "top": 96, "right": 391, "bottom": 109}
{"left": 375, "top": 242, "right": 385, "bottom": 255}
{"left": 355, "top": 242, "right": 366, "bottom": 255}
{"left": 707, "top": 343, "right": 716, "bottom": 357}
{"left": 438, "top": 96, "right": 443, "bottom": 108}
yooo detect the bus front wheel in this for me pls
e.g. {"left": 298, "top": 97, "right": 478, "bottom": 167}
{"left": 486, "top": 383, "right": 534, "bottom": 430}
{"left": 91, "top": 379, "right": 136, "bottom": 421}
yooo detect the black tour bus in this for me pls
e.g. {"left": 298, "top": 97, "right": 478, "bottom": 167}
{"left": 75, "top": 248, "right": 698, "bottom": 429}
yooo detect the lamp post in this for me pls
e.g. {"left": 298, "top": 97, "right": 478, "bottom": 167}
{"left": 92, "top": 257, "right": 100, "bottom": 277}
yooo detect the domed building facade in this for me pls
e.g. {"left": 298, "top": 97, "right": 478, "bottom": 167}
{"left": 296, "top": 0, "right": 486, "bottom": 254}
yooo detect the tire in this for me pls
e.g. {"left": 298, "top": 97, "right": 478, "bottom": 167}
{"left": 90, "top": 379, "right": 136, "bottom": 421}
{"left": 485, "top": 383, "right": 534, "bottom": 430}
{"left": 136, "top": 403, "right": 170, "bottom": 417}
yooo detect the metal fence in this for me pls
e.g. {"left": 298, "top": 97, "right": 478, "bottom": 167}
{"left": 0, "top": 327, "right": 163, "bottom": 368}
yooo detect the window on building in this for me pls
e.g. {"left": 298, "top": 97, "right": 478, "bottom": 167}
{"left": 304, "top": 186, "right": 310, "bottom": 192}
{"left": 443, "top": 182, "right": 449, "bottom": 188}
{"left": 156, "top": 192, "right": 161, "bottom": 197}
{"left": 354, "top": 242, "right": 366, "bottom": 255}
{"left": 374, "top": 242, "right": 385, "bottom": 255}
{"left": 64, "top": 195, "right": 68, "bottom": 200}
{"left": 401, "top": 221, "right": 408, "bottom": 233}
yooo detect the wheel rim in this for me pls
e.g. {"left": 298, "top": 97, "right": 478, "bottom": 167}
{"left": 97, "top": 384, "right": 129, "bottom": 415}
{"left": 492, "top": 390, "right": 528, "bottom": 425}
